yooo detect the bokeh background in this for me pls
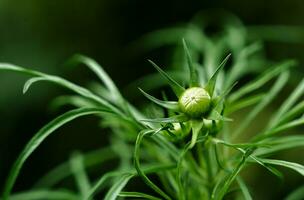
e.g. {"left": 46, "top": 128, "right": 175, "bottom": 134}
{"left": 0, "top": 0, "right": 303, "bottom": 199}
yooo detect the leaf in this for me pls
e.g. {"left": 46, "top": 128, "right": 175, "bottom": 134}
{"left": 279, "top": 101, "right": 304, "bottom": 125}
{"left": 232, "top": 71, "right": 290, "bottom": 139}
{"left": 138, "top": 88, "right": 179, "bottom": 110}
{"left": 226, "top": 93, "right": 265, "bottom": 114}
{"left": 267, "top": 78, "right": 304, "bottom": 129}
{"left": 104, "top": 173, "right": 134, "bottom": 200}
{"left": 215, "top": 82, "right": 238, "bottom": 104}
{"left": 182, "top": 38, "right": 199, "bottom": 86}
{"left": 67, "top": 54, "right": 123, "bottom": 103}
{"left": 0, "top": 63, "right": 123, "bottom": 116}
{"left": 285, "top": 185, "right": 304, "bottom": 200}
{"left": 34, "top": 147, "right": 116, "bottom": 188}
{"left": 265, "top": 117, "right": 304, "bottom": 137}
{"left": 119, "top": 192, "right": 161, "bottom": 200}
{"left": 134, "top": 130, "right": 172, "bottom": 200}
{"left": 229, "top": 60, "right": 296, "bottom": 102}
{"left": 225, "top": 42, "right": 263, "bottom": 87}
{"left": 5, "top": 190, "right": 79, "bottom": 200}
{"left": 69, "top": 152, "right": 91, "bottom": 199}
{"left": 254, "top": 135, "right": 304, "bottom": 156}
{"left": 86, "top": 163, "right": 175, "bottom": 199}
{"left": 258, "top": 159, "right": 304, "bottom": 176}
{"left": 212, "top": 149, "right": 252, "bottom": 200}
{"left": 50, "top": 95, "right": 97, "bottom": 111}
{"left": 237, "top": 177, "right": 252, "bottom": 200}
{"left": 2, "top": 108, "right": 109, "bottom": 200}
{"left": 140, "top": 114, "right": 188, "bottom": 123}
{"left": 204, "top": 54, "right": 231, "bottom": 97}
{"left": 148, "top": 59, "right": 185, "bottom": 96}
{"left": 23, "top": 77, "right": 47, "bottom": 94}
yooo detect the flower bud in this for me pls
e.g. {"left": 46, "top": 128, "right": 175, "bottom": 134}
{"left": 178, "top": 87, "right": 211, "bottom": 118}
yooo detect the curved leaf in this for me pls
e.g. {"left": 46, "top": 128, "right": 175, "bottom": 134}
{"left": 2, "top": 108, "right": 109, "bottom": 200}
{"left": 204, "top": 54, "right": 231, "bottom": 97}
{"left": 138, "top": 88, "right": 179, "bottom": 110}
{"left": 148, "top": 60, "right": 185, "bottom": 96}
{"left": 182, "top": 38, "right": 199, "bottom": 86}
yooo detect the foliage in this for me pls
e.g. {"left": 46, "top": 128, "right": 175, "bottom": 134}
{"left": 1, "top": 12, "right": 304, "bottom": 200}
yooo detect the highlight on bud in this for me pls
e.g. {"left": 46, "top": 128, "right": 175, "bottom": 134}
{"left": 178, "top": 87, "right": 211, "bottom": 118}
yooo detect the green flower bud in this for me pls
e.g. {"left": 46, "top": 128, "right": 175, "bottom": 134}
{"left": 178, "top": 87, "right": 211, "bottom": 118}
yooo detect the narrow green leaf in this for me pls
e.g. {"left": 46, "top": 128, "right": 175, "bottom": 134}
{"left": 138, "top": 88, "right": 179, "bottom": 110}
{"left": 267, "top": 79, "right": 304, "bottom": 129}
{"left": 225, "top": 42, "right": 262, "bottom": 87}
{"left": 134, "top": 130, "right": 172, "bottom": 200}
{"left": 148, "top": 60, "right": 185, "bottom": 96}
{"left": 182, "top": 38, "right": 199, "bottom": 86}
{"left": 86, "top": 163, "right": 175, "bottom": 199}
{"left": 68, "top": 54, "right": 123, "bottom": 102}
{"left": 237, "top": 177, "right": 252, "bottom": 200}
{"left": 205, "top": 54, "right": 231, "bottom": 97}
{"left": 265, "top": 117, "right": 304, "bottom": 137}
{"left": 212, "top": 150, "right": 252, "bottom": 200}
{"left": 229, "top": 60, "right": 296, "bottom": 102}
{"left": 189, "top": 121, "right": 204, "bottom": 148}
{"left": 0, "top": 63, "right": 123, "bottom": 116}
{"left": 232, "top": 71, "right": 290, "bottom": 139}
{"left": 279, "top": 101, "right": 304, "bottom": 125}
{"left": 104, "top": 173, "right": 134, "bottom": 200}
{"left": 69, "top": 152, "right": 91, "bottom": 199}
{"left": 2, "top": 108, "right": 109, "bottom": 200}
{"left": 233, "top": 60, "right": 293, "bottom": 100}
{"left": 23, "top": 77, "right": 47, "bottom": 94}
{"left": 119, "top": 191, "right": 161, "bottom": 200}
{"left": 258, "top": 159, "right": 304, "bottom": 176}
{"left": 140, "top": 114, "right": 188, "bottom": 123}
{"left": 215, "top": 82, "right": 238, "bottom": 104}
{"left": 254, "top": 135, "right": 304, "bottom": 156}
{"left": 50, "top": 95, "right": 97, "bottom": 111}
{"left": 227, "top": 93, "right": 265, "bottom": 114}
{"left": 34, "top": 147, "right": 116, "bottom": 188}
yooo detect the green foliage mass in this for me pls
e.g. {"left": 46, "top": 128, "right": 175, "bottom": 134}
{"left": 1, "top": 12, "right": 304, "bottom": 200}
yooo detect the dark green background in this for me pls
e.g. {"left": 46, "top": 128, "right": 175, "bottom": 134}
{"left": 0, "top": 0, "right": 303, "bottom": 199}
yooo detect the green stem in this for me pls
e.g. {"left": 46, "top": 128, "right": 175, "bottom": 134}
{"left": 203, "top": 140, "right": 214, "bottom": 198}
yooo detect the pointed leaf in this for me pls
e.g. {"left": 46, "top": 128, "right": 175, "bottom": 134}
{"left": 233, "top": 71, "right": 290, "bottom": 139}
{"left": 182, "top": 38, "right": 199, "bottom": 86}
{"left": 0, "top": 63, "right": 122, "bottom": 115}
{"left": 148, "top": 59, "right": 185, "bottom": 96}
{"left": 259, "top": 159, "right": 304, "bottom": 176}
{"left": 134, "top": 130, "right": 172, "bottom": 200}
{"left": 140, "top": 114, "right": 188, "bottom": 123}
{"left": 138, "top": 88, "right": 179, "bottom": 110}
{"left": 205, "top": 54, "right": 231, "bottom": 96}
{"left": 68, "top": 54, "right": 123, "bottom": 102}
{"left": 104, "top": 173, "right": 134, "bottom": 200}
{"left": 69, "top": 152, "right": 91, "bottom": 198}
{"left": 119, "top": 192, "right": 161, "bottom": 200}
{"left": 2, "top": 108, "right": 109, "bottom": 200}
{"left": 229, "top": 60, "right": 296, "bottom": 102}
{"left": 268, "top": 78, "right": 304, "bottom": 128}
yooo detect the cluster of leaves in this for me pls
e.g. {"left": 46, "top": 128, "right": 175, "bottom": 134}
{"left": 1, "top": 12, "right": 304, "bottom": 200}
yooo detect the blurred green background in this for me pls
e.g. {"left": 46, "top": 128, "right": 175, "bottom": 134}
{"left": 0, "top": 0, "right": 303, "bottom": 199}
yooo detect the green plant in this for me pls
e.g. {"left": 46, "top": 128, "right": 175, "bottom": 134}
{"left": 1, "top": 13, "right": 304, "bottom": 200}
